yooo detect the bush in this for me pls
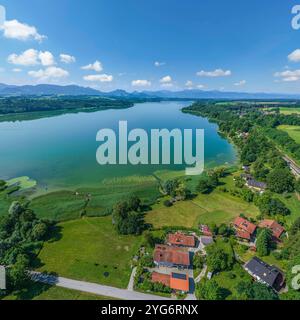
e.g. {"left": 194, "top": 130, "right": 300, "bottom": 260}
{"left": 163, "top": 200, "right": 173, "bottom": 207}
{"left": 267, "top": 169, "right": 295, "bottom": 194}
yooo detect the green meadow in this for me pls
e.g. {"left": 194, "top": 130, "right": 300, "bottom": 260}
{"left": 278, "top": 125, "right": 300, "bottom": 144}
{"left": 146, "top": 174, "right": 259, "bottom": 229}
{"left": 35, "top": 216, "right": 142, "bottom": 288}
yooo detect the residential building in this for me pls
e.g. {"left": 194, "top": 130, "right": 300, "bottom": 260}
{"left": 241, "top": 173, "right": 267, "bottom": 193}
{"left": 242, "top": 165, "right": 250, "bottom": 173}
{"left": 151, "top": 272, "right": 170, "bottom": 287}
{"left": 151, "top": 272, "right": 190, "bottom": 292}
{"left": 244, "top": 257, "right": 285, "bottom": 292}
{"left": 153, "top": 244, "right": 190, "bottom": 268}
{"left": 167, "top": 232, "right": 196, "bottom": 248}
{"left": 233, "top": 216, "right": 257, "bottom": 241}
{"left": 258, "top": 219, "right": 285, "bottom": 241}
{"left": 170, "top": 273, "right": 189, "bottom": 292}
{"left": 246, "top": 179, "right": 267, "bottom": 192}
{"left": 199, "top": 236, "right": 214, "bottom": 247}
{"left": 200, "top": 224, "right": 212, "bottom": 236}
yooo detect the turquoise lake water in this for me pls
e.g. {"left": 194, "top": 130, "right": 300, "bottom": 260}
{"left": 0, "top": 101, "right": 237, "bottom": 190}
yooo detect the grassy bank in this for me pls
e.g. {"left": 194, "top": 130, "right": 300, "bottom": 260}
{"left": 2, "top": 281, "right": 114, "bottom": 300}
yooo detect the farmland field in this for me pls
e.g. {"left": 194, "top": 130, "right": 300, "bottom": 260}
{"left": 279, "top": 108, "right": 300, "bottom": 115}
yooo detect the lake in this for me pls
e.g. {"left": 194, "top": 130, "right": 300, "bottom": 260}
{"left": 0, "top": 101, "right": 237, "bottom": 191}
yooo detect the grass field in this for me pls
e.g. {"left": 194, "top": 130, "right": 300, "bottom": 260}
{"left": 278, "top": 125, "right": 300, "bottom": 144}
{"left": 276, "top": 193, "right": 300, "bottom": 226}
{"left": 279, "top": 108, "right": 300, "bottom": 115}
{"left": 213, "top": 264, "right": 252, "bottom": 300}
{"left": 146, "top": 186, "right": 259, "bottom": 229}
{"left": 30, "top": 177, "right": 160, "bottom": 221}
{"left": 35, "top": 216, "right": 142, "bottom": 288}
{"left": 2, "top": 281, "right": 113, "bottom": 300}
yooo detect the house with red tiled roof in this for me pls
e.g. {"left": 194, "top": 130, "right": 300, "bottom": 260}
{"left": 167, "top": 232, "right": 196, "bottom": 248}
{"left": 200, "top": 224, "right": 212, "bottom": 236}
{"left": 151, "top": 272, "right": 190, "bottom": 292}
{"left": 258, "top": 219, "right": 285, "bottom": 241}
{"left": 236, "top": 229, "right": 251, "bottom": 241}
{"left": 151, "top": 272, "right": 170, "bottom": 287}
{"left": 233, "top": 216, "right": 257, "bottom": 241}
{"left": 153, "top": 244, "right": 190, "bottom": 268}
{"left": 170, "top": 273, "right": 189, "bottom": 292}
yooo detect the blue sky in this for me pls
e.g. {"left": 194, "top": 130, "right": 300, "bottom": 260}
{"left": 0, "top": 0, "right": 300, "bottom": 93}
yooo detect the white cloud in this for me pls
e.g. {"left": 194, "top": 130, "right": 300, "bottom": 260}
{"left": 234, "top": 80, "right": 246, "bottom": 86}
{"left": 8, "top": 49, "right": 39, "bottom": 66}
{"left": 28, "top": 66, "right": 69, "bottom": 81}
{"left": 8, "top": 49, "right": 55, "bottom": 66}
{"left": 132, "top": 79, "right": 151, "bottom": 87}
{"left": 197, "top": 84, "right": 205, "bottom": 89}
{"left": 1, "top": 19, "right": 46, "bottom": 41}
{"left": 81, "top": 60, "right": 102, "bottom": 72}
{"left": 274, "top": 69, "right": 300, "bottom": 82}
{"left": 160, "top": 75, "right": 172, "bottom": 83}
{"left": 154, "top": 61, "right": 165, "bottom": 67}
{"left": 38, "top": 51, "right": 55, "bottom": 66}
{"left": 288, "top": 49, "right": 300, "bottom": 62}
{"left": 83, "top": 74, "right": 113, "bottom": 82}
{"left": 197, "top": 68, "right": 232, "bottom": 77}
{"left": 185, "top": 80, "right": 193, "bottom": 88}
{"left": 60, "top": 54, "right": 76, "bottom": 64}
{"left": 12, "top": 68, "right": 22, "bottom": 72}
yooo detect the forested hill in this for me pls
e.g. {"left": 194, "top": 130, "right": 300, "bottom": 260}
{"left": 0, "top": 96, "right": 134, "bottom": 115}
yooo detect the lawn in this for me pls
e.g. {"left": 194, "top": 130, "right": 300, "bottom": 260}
{"left": 2, "top": 281, "right": 114, "bottom": 300}
{"left": 213, "top": 264, "right": 252, "bottom": 300}
{"left": 146, "top": 188, "right": 259, "bottom": 229}
{"left": 35, "top": 216, "right": 142, "bottom": 288}
{"left": 278, "top": 125, "right": 300, "bottom": 144}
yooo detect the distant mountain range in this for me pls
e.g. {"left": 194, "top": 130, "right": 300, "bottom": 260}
{"left": 1, "top": 83, "right": 300, "bottom": 100}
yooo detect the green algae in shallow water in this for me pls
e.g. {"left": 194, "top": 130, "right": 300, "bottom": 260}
{"left": 7, "top": 176, "right": 37, "bottom": 190}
